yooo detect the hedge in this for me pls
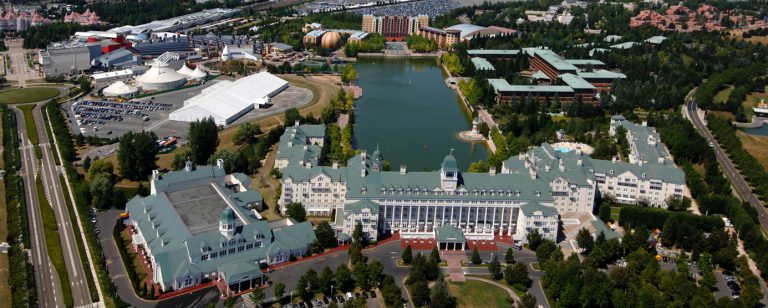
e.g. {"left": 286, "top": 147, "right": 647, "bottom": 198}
{"left": 618, "top": 206, "right": 723, "bottom": 231}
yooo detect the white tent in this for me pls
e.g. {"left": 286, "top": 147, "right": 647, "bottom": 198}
{"left": 176, "top": 64, "right": 194, "bottom": 76}
{"left": 103, "top": 80, "right": 139, "bottom": 97}
{"left": 169, "top": 71, "right": 288, "bottom": 125}
{"left": 188, "top": 66, "right": 207, "bottom": 81}
{"left": 136, "top": 59, "right": 187, "bottom": 91}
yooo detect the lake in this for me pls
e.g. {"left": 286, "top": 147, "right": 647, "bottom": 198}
{"left": 353, "top": 57, "right": 487, "bottom": 171}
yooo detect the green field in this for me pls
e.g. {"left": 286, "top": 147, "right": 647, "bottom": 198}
{"left": 0, "top": 87, "right": 60, "bottom": 104}
{"left": 36, "top": 178, "right": 74, "bottom": 308}
{"left": 448, "top": 280, "right": 513, "bottom": 308}
{"left": 713, "top": 86, "right": 734, "bottom": 104}
{"left": 611, "top": 206, "right": 621, "bottom": 222}
{"left": 18, "top": 104, "right": 41, "bottom": 158}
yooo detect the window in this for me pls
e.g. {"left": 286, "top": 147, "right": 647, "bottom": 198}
{"left": 201, "top": 254, "right": 209, "bottom": 261}
{"left": 220, "top": 250, "right": 228, "bottom": 257}
{"left": 238, "top": 246, "right": 245, "bottom": 252}
{"left": 246, "top": 243, "right": 254, "bottom": 249}
{"left": 229, "top": 248, "right": 236, "bottom": 254}
{"left": 210, "top": 252, "right": 218, "bottom": 259}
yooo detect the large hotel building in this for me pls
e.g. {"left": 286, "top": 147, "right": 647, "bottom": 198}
{"left": 277, "top": 117, "right": 685, "bottom": 247}
{"left": 362, "top": 14, "right": 429, "bottom": 38}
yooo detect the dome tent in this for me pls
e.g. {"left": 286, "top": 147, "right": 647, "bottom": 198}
{"left": 136, "top": 59, "right": 187, "bottom": 91}
{"left": 103, "top": 80, "right": 138, "bottom": 97}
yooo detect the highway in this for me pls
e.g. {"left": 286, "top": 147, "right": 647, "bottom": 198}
{"left": 685, "top": 100, "right": 768, "bottom": 232}
{"left": 15, "top": 104, "right": 93, "bottom": 307}
{"left": 14, "top": 107, "right": 64, "bottom": 308}
{"left": 32, "top": 104, "right": 94, "bottom": 307}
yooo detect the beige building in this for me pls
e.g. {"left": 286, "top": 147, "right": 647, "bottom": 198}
{"left": 337, "top": 200, "right": 380, "bottom": 241}
{"left": 516, "top": 202, "right": 559, "bottom": 243}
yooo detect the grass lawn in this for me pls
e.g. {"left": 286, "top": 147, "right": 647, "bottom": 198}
{"left": 737, "top": 130, "right": 768, "bottom": 171}
{"left": 17, "top": 104, "right": 41, "bottom": 158}
{"left": 0, "top": 114, "right": 9, "bottom": 304}
{"left": 610, "top": 206, "right": 621, "bottom": 222}
{"left": 0, "top": 87, "right": 60, "bottom": 104}
{"left": 36, "top": 178, "right": 74, "bottom": 308}
{"left": 714, "top": 86, "right": 734, "bottom": 104}
{"left": 448, "top": 280, "right": 514, "bottom": 308}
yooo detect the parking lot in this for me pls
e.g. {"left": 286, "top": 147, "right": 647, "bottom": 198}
{"left": 66, "top": 77, "right": 314, "bottom": 140}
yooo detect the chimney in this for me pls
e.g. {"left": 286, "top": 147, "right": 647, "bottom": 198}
{"left": 559, "top": 159, "right": 565, "bottom": 172}
{"left": 489, "top": 166, "right": 496, "bottom": 176}
{"left": 152, "top": 170, "right": 160, "bottom": 181}
{"left": 288, "top": 140, "right": 293, "bottom": 147}
{"left": 361, "top": 150, "right": 367, "bottom": 159}
{"left": 518, "top": 153, "right": 524, "bottom": 160}
{"left": 611, "top": 157, "right": 616, "bottom": 163}
{"left": 294, "top": 120, "right": 300, "bottom": 127}
{"left": 642, "top": 120, "right": 647, "bottom": 126}
{"left": 524, "top": 159, "right": 530, "bottom": 169}
{"left": 544, "top": 164, "right": 550, "bottom": 172}
{"left": 658, "top": 157, "right": 664, "bottom": 164}
{"left": 306, "top": 161, "right": 312, "bottom": 168}
{"left": 303, "top": 145, "right": 308, "bottom": 150}
{"left": 400, "top": 164, "right": 407, "bottom": 175}
{"left": 185, "top": 160, "right": 193, "bottom": 172}
{"left": 638, "top": 160, "right": 643, "bottom": 166}
{"left": 529, "top": 169, "right": 537, "bottom": 180}
{"left": 577, "top": 159, "right": 583, "bottom": 166}
{"left": 332, "top": 161, "right": 339, "bottom": 169}
{"left": 216, "top": 158, "right": 224, "bottom": 170}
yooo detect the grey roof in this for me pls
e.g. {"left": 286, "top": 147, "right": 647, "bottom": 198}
{"left": 435, "top": 224, "right": 466, "bottom": 242}
{"left": 471, "top": 57, "right": 495, "bottom": 71}
{"left": 271, "top": 42, "right": 293, "bottom": 50}
{"left": 532, "top": 71, "right": 550, "bottom": 80}
{"left": 591, "top": 219, "right": 620, "bottom": 240}
{"left": 520, "top": 201, "right": 558, "bottom": 216}
{"left": 589, "top": 159, "right": 684, "bottom": 184}
{"left": 610, "top": 42, "right": 638, "bottom": 50}
{"left": 589, "top": 48, "right": 609, "bottom": 56}
{"left": 276, "top": 124, "right": 326, "bottom": 167}
{"left": 612, "top": 119, "right": 672, "bottom": 165}
{"left": 559, "top": 73, "right": 595, "bottom": 90}
{"left": 565, "top": 59, "right": 605, "bottom": 66}
{"left": 232, "top": 173, "right": 252, "bottom": 188}
{"left": 576, "top": 70, "right": 626, "bottom": 80}
{"left": 445, "top": 24, "right": 487, "bottom": 38}
{"left": 344, "top": 200, "right": 380, "bottom": 214}
{"left": 604, "top": 35, "right": 623, "bottom": 43}
{"left": 231, "top": 190, "right": 262, "bottom": 205}
{"left": 644, "top": 36, "right": 667, "bottom": 44}
{"left": 467, "top": 49, "right": 520, "bottom": 56}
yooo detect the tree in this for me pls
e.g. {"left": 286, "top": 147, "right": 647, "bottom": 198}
{"left": 429, "top": 277, "right": 455, "bottom": 308}
{"left": 188, "top": 117, "right": 219, "bottom": 165}
{"left": 353, "top": 262, "right": 370, "bottom": 290}
{"left": 526, "top": 229, "right": 543, "bottom": 250}
{"left": 535, "top": 240, "right": 558, "bottom": 263}
{"left": 488, "top": 255, "right": 502, "bottom": 280}
{"left": 666, "top": 196, "right": 692, "bottom": 212}
{"left": 505, "top": 247, "right": 515, "bottom": 264}
{"left": 274, "top": 282, "right": 285, "bottom": 299}
{"left": 598, "top": 201, "right": 612, "bottom": 222}
{"left": 249, "top": 288, "right": 265, "bottom": 307}
{"left": 402, "top": 245, "right": 413, "bottom": 264}
{"left": 233, "top": 122, "right": 261, "bottom": 145}
{"left": 699, "top": 253, "right": 716, "bottom": 290}
{"left": 409, "top": 280, "right": 430, "bottom": 307}
{"left": 90, "top": 173, "right": 114, "bottom": 209}
{"left": 429, "top": 246, "right": 440, "bottom": 264}
{"left": 286, "top": 203, "right": 307, "bottom": 222}
{"left": 207, "top": 149, "right": 247, "bottom": 173}
{"left": 171, "top": 147, "right": 194, "bottom": 171}
{"left": 117, "top": 130, "right": 159, "bottom": 180}
{"left": 315, "top": 221, "right": 337, "bottom": 249}
{"left": 368, "top": 260, "right": 384, "bottom": 285}
{"left": 521, "top": 292, "right": 537, "bottom": 308}
{"left": 83, "top": 156, "right": 92, "bottom": 171}
{"left": 504, "top": 262, "right": 531, "bottom": 289}
{"left": 677, "top": 251, "right": 690, "bottom": 277}
{"left": 471, "top": 246, "right": 482, "bottom": 265}
{"left": 284, "top": 108, "right": 301, "bottom": 126}
{"left": 296, "top": 276, "right": 311, "bottom": 302}
{"left": 319, "top": 266, "right": 334, "bottom": 296}
{"left": 576, "top": 228, "right": 595, "bottom": 254}
{"left": 352, "top": 221, "right": 365, "bottom": 247}
{"left": 335, "top": 265, "right": 353, "bottom": 292}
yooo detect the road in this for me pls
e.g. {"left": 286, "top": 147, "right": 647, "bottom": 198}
{"left": 5, "top": 39, "right": 37, "bottom": 87}
{"left": 32, "top": 104, "right": 93, "bottom": 307}
{"left": 684, "top": 100, "right": 768, "bottom": 232}
{"left": 14, "top": 107, "right": 64, "bottom": 308}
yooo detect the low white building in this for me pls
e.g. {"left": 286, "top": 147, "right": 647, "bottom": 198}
{"left": 169, "top": 71, "right": 288, "bottom": 125}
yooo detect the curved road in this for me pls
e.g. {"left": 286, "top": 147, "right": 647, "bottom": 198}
{"left": 685, "top": 100, "right": 768, "bottom": 232}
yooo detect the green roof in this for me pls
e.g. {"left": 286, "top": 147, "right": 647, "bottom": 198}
{"left": 344, "top": 199, "right": 380, "bottom": 214}
{"left": 471, "top": 57, "right": 495, "bottom": 71}
{"left": 219, "top": 261, "right": 263, "bottom": 283}
{"left": 531, "top": 49, "right": 577, "bottom": 72}
{"left": 154, "top": 165, "right": 226, "bottom": 191}
{"left": 276, "top": 123, "right": 326, "bottom": 167}
{"left": 435, "top": 225, "right": 465, "bottom": 242}
{"left": 520, "top": 201, "right": 558, "bottom": 216}
{"left": 559, "top": 73, "right": 595, "bottom": 90}
{"left": 220, "top": 208, "right": 235, "bottom": 223}
{"left": 488, "top": 78, "right": 574, "bottom": 94}
{"left": 467, "top": 49, "right": 520, "bottom": 56}
{"left": 231, "top": 190, "right": 263, "bottom": 205}
{"left": 441, "top": 154, "right": 458, "bottom": 171}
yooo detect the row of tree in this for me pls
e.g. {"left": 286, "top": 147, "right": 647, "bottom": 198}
{"left": 708, "top": 115, "right": 768, "bottom": 199}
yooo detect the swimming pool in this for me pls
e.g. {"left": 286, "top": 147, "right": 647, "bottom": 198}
{"left": 556, "top": 147, "right": 573, "bottom": 153}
